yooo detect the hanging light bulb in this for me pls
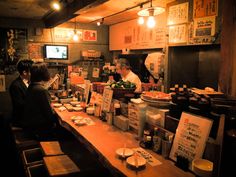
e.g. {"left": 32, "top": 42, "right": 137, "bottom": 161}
{"left": 96, "top": 18, "right": 104, "bottom": 26}
{"left": 73, "top": 33, "right": 79, "bottom": 41}
{"left": 137, "top": 0, "right": 165, "bottom": 28}
{"left": 52, "top": 2, "right": 61, "bottom": 11}
{"left": 138, "top": 16, "right": 144, "bottom": 25}
{"left": 72, "top": 17, "right": 80, "bottom": 41}
{"left": 147, "top": 16, "right": 156, "bottom": 28}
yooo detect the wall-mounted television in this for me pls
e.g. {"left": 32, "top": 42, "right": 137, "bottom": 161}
{"left": 44, "top": 44, "right": 68, "bottom": 60}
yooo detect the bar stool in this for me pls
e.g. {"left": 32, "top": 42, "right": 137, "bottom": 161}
{"left": 11, "top": 126, "right": 39, "bottom": 152}
{"left": 40, "top": 141, "right": 64, "bottom": 156}
{"left": 43, "top": 155, "right": 80, "bottom": 176}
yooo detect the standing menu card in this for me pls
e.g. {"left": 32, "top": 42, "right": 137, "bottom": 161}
{"left": 101, "top": 87, "right": 113, "bottom": 112}
{"left": 169, "top": 112, "right": 212, "bottom": 168}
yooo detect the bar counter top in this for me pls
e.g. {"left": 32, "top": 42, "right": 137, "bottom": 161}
{"left": 53, "top": 107, "right": 194, "bottom": 177}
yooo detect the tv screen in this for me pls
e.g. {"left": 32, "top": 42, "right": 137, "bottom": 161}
{"left": 44, "top": 45, "right": 68, "bottom": 60}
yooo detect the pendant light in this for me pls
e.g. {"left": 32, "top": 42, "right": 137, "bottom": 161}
{"left": 137, "top": 0, "right": 165, "bottom": 28}
{"left": 72, "top": 17, "right": 81, "bottom": 41}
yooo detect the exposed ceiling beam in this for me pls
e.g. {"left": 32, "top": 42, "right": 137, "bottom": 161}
{"left": 43, "top": 0, "right": 109, "bottom": 28}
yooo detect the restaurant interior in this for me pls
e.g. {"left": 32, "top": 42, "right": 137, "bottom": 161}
{"left": 0, "top": 0, "right": 236, "bottom": 177}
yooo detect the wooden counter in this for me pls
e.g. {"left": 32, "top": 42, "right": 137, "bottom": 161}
{"left": 53, "top": 108, "right": 194, "bottom": 177}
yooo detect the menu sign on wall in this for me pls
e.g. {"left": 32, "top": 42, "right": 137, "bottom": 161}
{"left": 109, "top": 13, "right": 166, "bottom": 50}
{"left": 193, "top": 0, "right": 218, "bottom": 18}
{"left": 168, "top": 2, "right": 189, "bottom": 25}
{"left": 169, "top": 112, "right": 212, "bottom": 167}
{"left": 193, "top": 16, "right": 216, "bottom": 37}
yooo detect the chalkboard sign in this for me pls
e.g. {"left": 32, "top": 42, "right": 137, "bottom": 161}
{"left": 169, "top": 112, "right": 213, "bottom": 168}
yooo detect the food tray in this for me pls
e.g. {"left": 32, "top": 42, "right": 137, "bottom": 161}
{"left": 140, "top": 95, "right": 171, "bottom": 108}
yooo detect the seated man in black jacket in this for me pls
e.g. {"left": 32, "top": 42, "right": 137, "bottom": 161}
{"left": 9, "top": 59, "right": 33, "bottom": 127}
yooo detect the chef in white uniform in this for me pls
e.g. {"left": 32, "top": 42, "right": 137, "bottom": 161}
{"left": 115, "top": 58, "right": 142, "bottom": 92}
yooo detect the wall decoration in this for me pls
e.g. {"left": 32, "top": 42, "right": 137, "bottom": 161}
{"left": 83, "top": 30, "right": 97, "bottom": 41}
{"left": 193, "top": 16, "right": 216, "bottom": 37}
{"left": 169, "top": 112, "right": 213, "bottom": 169}
{"left": 54, "top": 27, "right": 82, "bottom": 42}
{"left": 168, "top": 2, "right": 189, "bottom": 25}
{"left": 193, "top": 0, "right": 218, "bottom": 18}
{"left": 28, "top": 43, "right": 43, "bottom": 60}
{"left": 168, "top": 24, "right": 187, "bottom": 44}
{"left": 110, "top": 13, "right": 166, "bottom": 50}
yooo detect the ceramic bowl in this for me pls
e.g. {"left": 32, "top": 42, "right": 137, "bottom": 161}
{"left": 192, "top": 158, "right": 213, "bottom": 177}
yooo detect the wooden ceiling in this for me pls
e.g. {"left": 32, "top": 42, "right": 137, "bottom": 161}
{"left": 0, "top": 0, "right": 174, "bottom": 27}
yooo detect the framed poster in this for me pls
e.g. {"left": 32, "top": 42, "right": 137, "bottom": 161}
{"left": 83, "top": 30, "right": 97, "bottom": 41}
{"left": 193, "top": 16, "right": 216, "bottom": 37}
{"left": 193, "top": 0, "right": 218, "bottom": 18}
{"left": 168, "top": 2, "right": 189, "bottom": 25}
{"left": 169, "top": 112, "right": 213, "bottom": 168}
{"left": 168, "top": 24, "right": 187, "bottom": 44}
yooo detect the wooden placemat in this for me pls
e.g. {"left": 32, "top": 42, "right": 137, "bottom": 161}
{"left": 40, "top": 141, "right": 64, "bottom": 156}
{"left": 43, "top": 155, "right": 80, "bottom": 176}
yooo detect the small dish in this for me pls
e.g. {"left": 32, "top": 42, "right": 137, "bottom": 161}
{"left": 70, "top": 101, "right": 80, "bottom": 106}
{"left": 52, "top": 103, "right": 62, "bottom": 107}
{"left": 74, "top": 119, "right": 87, "bottom": 126}
{"left": 73, "top": 107, "right": 83, "bottom": 111}
{"left": 71, "top": 116, "right": 83, "bottom": 122}
{"left": 126, "top": 155, "right": 146, "bottom": 167}
{"left": 116, "top": 148, "right": 134, "bottom": 158}
{"left": 192, "top": 159, "right": 213, "bottom": 177}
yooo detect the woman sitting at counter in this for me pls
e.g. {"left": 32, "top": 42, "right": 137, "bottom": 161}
{"left": 22, "top": 62, "right": 57, "bottom": 140}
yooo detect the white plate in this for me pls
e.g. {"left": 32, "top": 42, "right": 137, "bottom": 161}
{"left": 74, "top": 119, "right": 87, "bottom": 126}
{"left": 52, "top": 103, "right": 62, "bottom": 107}
{"left": 126, "top": 155, "right": 146, "bottom": 167}
{"left": 71, "top": 116, "right": 83, "bottom": 122}
{"left": 140, "top": 95, "right": 170, "bottom": 108}
{"left": 116, "top": 148, "right": 134, "bottom": 158}
{"left": 73, "top": 107, "right": 83, "bottom": 111}
{"left": 70, "top": 101, "right": 80, "bottom": 106}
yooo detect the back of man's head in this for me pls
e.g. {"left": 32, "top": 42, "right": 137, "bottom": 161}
{"left": 17, "top": 59, "right": 33, "bottom": 75}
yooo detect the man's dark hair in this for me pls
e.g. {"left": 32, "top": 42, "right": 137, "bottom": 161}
{"left": 117, "top": 58, "right": 131, "bottom": 70}
{"left": 30, "top": 62, "right": 50, "bottom": 82}
{"left": 17, "top": 59, "right": 33, "bottom": 75}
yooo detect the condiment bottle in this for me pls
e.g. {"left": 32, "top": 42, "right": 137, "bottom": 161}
{"left": 152, "top": 127, "right": 162, "bottom": 153}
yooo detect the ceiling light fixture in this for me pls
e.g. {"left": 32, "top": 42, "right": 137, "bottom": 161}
{"left": 137, "top": 0, "right": 165, "bottom": 28}
{"left": 96, "top": 18, "right": 104, "bottom": 26}
{"left": 52, "top": 1, "right": 61, "bottom": 11}
{"left": 72, "top": 17, "right": 81, "bottom": 41}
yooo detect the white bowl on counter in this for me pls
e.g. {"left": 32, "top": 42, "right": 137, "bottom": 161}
{"left": 192, "top": 158, "right": 213, "bottom": 177}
